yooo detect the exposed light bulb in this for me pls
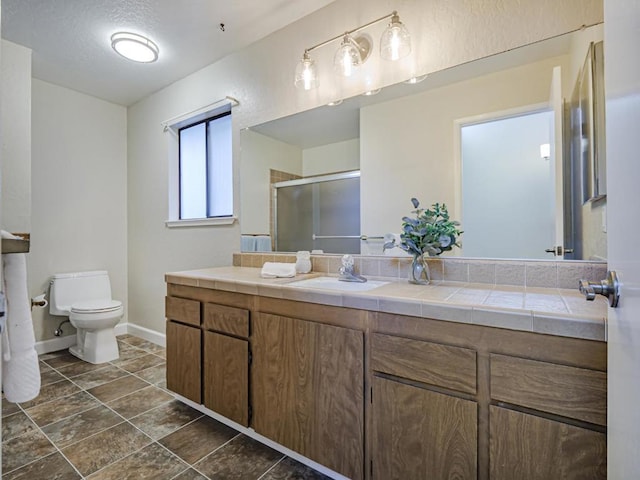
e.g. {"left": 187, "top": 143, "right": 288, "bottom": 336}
{"left": 334, "top": 34, "right": 362, "bottom": 77}
{"left": 380, "top": 13, "right": 411, "bottom": 61}
{"left": 294, "top": 52, "right": 318, "bottom": 90}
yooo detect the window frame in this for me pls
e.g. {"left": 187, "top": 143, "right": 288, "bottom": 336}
{"left": 178, "top": 110, "right": 232, "bottom": 220}
{"left": 164, "top": 98, "right": 237, "bottom": 228}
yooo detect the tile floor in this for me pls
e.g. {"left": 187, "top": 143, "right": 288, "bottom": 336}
{"left": 2, "top": 334, "right": 330, "bottom": 479}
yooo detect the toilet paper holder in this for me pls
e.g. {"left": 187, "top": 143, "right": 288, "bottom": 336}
{"left": 31, "top": 293, "right": 47, "bottom": 310}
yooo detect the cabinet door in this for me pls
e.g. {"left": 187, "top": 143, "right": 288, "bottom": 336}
{"left": 166, "top": 320, "right": 201, "bottom": 403}
{"left": 203, "top": 331, "right": 249, "bottom": 426}
{"left": 252, "top": 313, "right": 364, "bottom": 480}
{"left": 490, "top": 406, "right": 606, "bottom": 480}
{"left": 372, "top": 376, "right": 477, "bottom": 480}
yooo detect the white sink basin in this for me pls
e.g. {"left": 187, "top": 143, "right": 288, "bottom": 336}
{"left": 286, "top": 276, "right": 389, "bottom": 292}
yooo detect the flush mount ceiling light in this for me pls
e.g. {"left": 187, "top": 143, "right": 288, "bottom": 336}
{"left": 111, "top": 32, "right": 159, "bottom": 63}
{"left": 294, "top": 11, "right": 411, "bottom": 90}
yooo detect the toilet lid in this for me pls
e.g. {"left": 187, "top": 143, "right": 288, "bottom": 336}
{"left": 71, "top": 299, "right": 122, "bottom": 313}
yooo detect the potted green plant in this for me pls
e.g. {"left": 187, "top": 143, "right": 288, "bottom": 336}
{"left": 384, "top": 198, "right": 462, "bottom": 284}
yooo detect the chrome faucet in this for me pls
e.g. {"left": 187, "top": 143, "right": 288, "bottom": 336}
{"left": 338, "top": 254, "right": 367, "bottom": 283}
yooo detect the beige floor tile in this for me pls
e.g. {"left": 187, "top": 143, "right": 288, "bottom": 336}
{"left": 87, "top": 374, "right": 150, "bottom": 403}
{"left": 62, "top": 422, "right": 152, "bottom": 476}
{"left": 18, "top": 379, "right": 81, "bottom": 409}
{"left": 107, "top": 385, "right": 174, "bottom": 419}
{"left": 129, "top": 400, "right": 202, "bottom": 440}
{"left": 194, "top": 434, "right": 283, "bottom": 479}
{"left": 1, "top": 429, "right": 56, "bottom": 473}
{"left": 41, "top": 405, "right": 122, "bottom": 448}
{"left": 26, "top": 390, "right": 101, "bottom": 427}
{"left": 2, "top": 451, "right": 81, "bottom": 480}
{"left": 2, "top": 411, "right": 38, "bottom": 441}
{"left": 86, "top": 442, "right": 188, "bottom": 480}
{"left": 159, "top": 415, "right": 238, "bottom": 464}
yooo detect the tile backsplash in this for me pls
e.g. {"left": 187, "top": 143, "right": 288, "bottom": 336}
{"left": 233, "top": 253, "right": 607, "bottom": 290}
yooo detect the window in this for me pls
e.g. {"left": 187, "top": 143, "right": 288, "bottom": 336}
{"left": 178, "top": 112, "right": 233, "bottom": 220}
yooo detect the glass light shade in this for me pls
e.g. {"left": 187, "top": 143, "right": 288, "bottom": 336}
{"left": 334, "top": 35, "right": 362, "bottom": 77}
{"left": 294, "top": 53, "right": 319, "bottom": 90}
{"left": 380, "top": 14, "right": 411, "bottom": 61}
{"left": 111, "top": 32, "right": 159, "bottom": 63}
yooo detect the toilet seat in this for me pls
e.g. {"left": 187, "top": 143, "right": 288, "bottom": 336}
{"left": 71, "top": 299, "right": 122, "bottom": 314}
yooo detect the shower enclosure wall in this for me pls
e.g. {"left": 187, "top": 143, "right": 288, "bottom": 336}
{"left": 274, "top": 171, "right": 360, "bottom": 254}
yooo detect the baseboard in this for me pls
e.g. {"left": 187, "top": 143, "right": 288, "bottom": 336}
{"left": 35, "top": 334, "right": 76, "bottom": 355}
{"left": 35, "top": 322, "right": 165, "bottom": 355}
{"left": 123, "top": 322, "right": 166, "bottom": 347}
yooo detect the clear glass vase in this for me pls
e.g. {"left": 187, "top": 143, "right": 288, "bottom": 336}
{"left": 409, "top": 254, "right": 431, "bottom": 285}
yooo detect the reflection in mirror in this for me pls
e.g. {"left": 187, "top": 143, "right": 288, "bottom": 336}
{"left": 240, "top": 25, "right": 606, "bottom": 260}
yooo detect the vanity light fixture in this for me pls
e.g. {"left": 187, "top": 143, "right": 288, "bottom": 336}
{"left": 327, "top": 99, "right": 343, "bottom": 106}
{"left": 362, "top": 88, "right": 381, "bottom": 96}
{"left": 111, "top": 32, "right": 159, "bottom": 63}
{"left": 294, "top": 11, "right": 411, "bottom": 89}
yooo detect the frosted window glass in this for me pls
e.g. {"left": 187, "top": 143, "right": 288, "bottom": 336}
{"left": 207, "top": 114, "right": 233, "bottom": 216}
{"left": 180, "top": 123, "right": 207, "bottom": 219}
{"left": 178, "top": 112, "right": 233, "bottom": 220}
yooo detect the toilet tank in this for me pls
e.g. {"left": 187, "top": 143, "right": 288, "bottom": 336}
{"left": 49, "top": 271, "right": 113, "bottom": 316}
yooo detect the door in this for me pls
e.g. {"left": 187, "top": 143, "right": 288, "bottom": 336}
{"left": 372, "top": 376, "right": 477, "bottom": 479}
{"left": 604, "top": 0, "right": 640, "bottom": 477}
{"left": 460, "top": 109, "right": 555, "bottom": 259}
{"left": 203, "top": 331, "right": 249, "bottom": 426}
{"left": 252, "top": 313, "right": 364, "bottom": 480}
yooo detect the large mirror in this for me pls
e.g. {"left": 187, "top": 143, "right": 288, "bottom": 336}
{"left": 240, "top": 25, "right": 606, "bottom": 261}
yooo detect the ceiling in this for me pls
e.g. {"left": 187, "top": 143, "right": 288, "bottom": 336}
{"left": 1, "top": 0, "right": 337, "bottom": 106}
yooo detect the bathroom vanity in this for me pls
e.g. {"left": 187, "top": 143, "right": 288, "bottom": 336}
{"left": 165, "top": 262, "right": 607, "bottom": 480}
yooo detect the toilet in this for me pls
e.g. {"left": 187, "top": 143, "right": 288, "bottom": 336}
{"left": 49, "top": 271, "right": 123, "bottom": 364}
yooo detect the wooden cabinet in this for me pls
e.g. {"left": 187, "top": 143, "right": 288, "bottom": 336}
{"left": 371, "top": 333, "right": 478, "bottom": 479}
{"left": 490, "top": 406, "right": 606, "bottom": 480}
{"left": 165, "top": 296, "right": 201, "bottom": 403}
{"left": 372, "top": 376, "right": 477, "bottom": 479}
{"left": 166, "top": 320, "right": 201, "bottom": 403}
{"left": 252, "top": 312, "right": 365, "bottom": 480}
{"left": 489, "top": 354, "right": 607, "bottom": 479}
{"left": 202, "top": 303, "right": 250, "bottom": 427}
{"left": 165, "top": 283, "right": 608, "bottom": 480}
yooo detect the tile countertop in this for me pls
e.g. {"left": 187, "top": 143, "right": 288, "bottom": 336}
{"left": 165, "top": 266, "right": 608, "bottom": 342}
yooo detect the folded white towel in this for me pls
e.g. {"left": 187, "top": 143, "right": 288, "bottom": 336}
{"left": 261, "top": 262, "right": 297, "bottom": 278}
{"left": 1, "top": 230, "right": 41, "bottom": 403}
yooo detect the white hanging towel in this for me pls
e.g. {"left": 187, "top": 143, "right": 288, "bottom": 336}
{"left": 1, "top": 231, "right": 40, "bottom": 403}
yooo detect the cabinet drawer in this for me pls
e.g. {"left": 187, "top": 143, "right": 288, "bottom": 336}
{"left": 490, "top": 354, "right": 607, "bottom": 426}
{"left": 165, "top": 296, "right": 200, "bottom": 326}
{"left": 203, "top": 303, "right": 250, "bottom": 338}
{"left": 371, "top": 333, "right": 476, "bottom": 394}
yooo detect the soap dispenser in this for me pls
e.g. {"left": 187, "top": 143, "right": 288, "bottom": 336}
{"left": 295, "top": 251, "right": 312, "bottom": 274}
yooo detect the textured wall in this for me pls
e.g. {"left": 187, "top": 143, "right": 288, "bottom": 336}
{"left": 1, "top": 40, "right": 31, "bottom": 233}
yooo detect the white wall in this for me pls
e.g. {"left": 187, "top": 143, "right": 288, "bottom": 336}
{"left": 302, "top": 138, "right": 359, "bottom": 177}
{"left": 240, "top": 129, "right": 302, "bottom": 235}
{"left": 1, "top": 40, "right": 31, "bottom": 233}
{"left": 30, "top": 79, "right": 127, "bottom": 342}
{"left": 128, "top": 0, "right": 602, "bottom": 335}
